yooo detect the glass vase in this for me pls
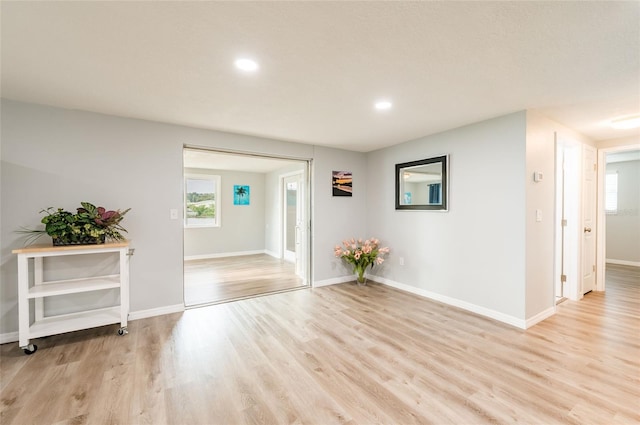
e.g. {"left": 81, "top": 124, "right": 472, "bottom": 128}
{"left": 355, "top": 265, "right": 367, "bottom": 286}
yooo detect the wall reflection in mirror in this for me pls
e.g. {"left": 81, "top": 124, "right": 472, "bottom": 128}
{"left": 395, "top": 155, "right": 448, "bottom": 211}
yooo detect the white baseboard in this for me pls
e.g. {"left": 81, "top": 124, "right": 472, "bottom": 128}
{"left": 0, "top": 277, "right": 554, "bottom": 343}
{"left": 0, "top": 331, "right": 18, "bottom": 344}
{"left": 369, "top": 274, "right": 528, "bottom": 329}
{"left": 606, "top": 258, "right": 640, "bottom": 267}
{"left": 525, "top": 306, "right": 556, "bottom": 329}
{"left": 128, "top": 303, "right": 185, "bottom": 321}
{"left": 185, "top": 250, "right": 266, "bottom": 261}
{"left": 313, "top": 275, "right": 355, "bottom": 287}
{"left": 264, "top": 250, "right": 281, "bottom": 259}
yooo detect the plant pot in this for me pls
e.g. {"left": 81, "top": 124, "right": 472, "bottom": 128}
{"left": 52, "top": 234, "right": 106, "bottom": 246}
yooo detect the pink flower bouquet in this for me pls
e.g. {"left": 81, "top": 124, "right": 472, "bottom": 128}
{"left": 334, "top": 237, "right": 390, "bottom": 284}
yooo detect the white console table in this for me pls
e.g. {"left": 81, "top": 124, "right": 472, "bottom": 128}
{"left": 12, "top": 241, "right": 131, "bottom": 354}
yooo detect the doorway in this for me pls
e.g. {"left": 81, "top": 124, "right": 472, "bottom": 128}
{"left": 182, "top": 147, "right": 311, "bottom": 306}
{"left": 555, "top": 135, "right": 599, "bottom": 301}
{"left": 596, "top": 146, "right": 640, "bottom": 293}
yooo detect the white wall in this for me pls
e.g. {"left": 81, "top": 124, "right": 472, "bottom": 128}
{"left": 312, "top": 146, "right": 369, "bottom": 283}
{"left": 2, "top": 99, "right": 601, "bottom": 334}
{"left": 605, "top": 159, "right": 640, "bottom": 263}
{"left": 366, "top": 112, "right": 528, "bottom": 322}
{"left": 525, "top": 111, "right": 595, "bottom": 315}
{"left": 525, "top": 112, "right": 559, "bottom": 318}
{"left": 0, "top": 99, "right": 366, "bottom": 335}
{"left": 1, "top": 101, "right": 184, "bottom": 334}
{"left": 597, "top": 136, "right": 640, "bottom": 150}
{"left": 183, "top": 168, "right": 266, "bottom": 258}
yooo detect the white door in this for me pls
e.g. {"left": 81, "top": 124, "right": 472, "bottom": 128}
{"left": 555, "top": 138, "right": 582, "bottom": 301}
{"left": 555, "top": 146, "right": 566, "bottom": 300}
{"left": 582, "top": 145, "right": 597, "bottom": 294}
{"left": 283, "top": 176, "right": 297, "bottom": 263}
{"left": 283, "top": 172, "right": 305, "bottom": 277}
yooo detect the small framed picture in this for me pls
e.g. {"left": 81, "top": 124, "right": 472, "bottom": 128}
{"left": 233, "top": 185, "right": 250, "bottom": 205}
{"left": 332, "top": 171, "right": 352, "bottom": 197}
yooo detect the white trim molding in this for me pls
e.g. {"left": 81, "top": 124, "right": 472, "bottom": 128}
{"left": 525, "top": 306, "right": 556, "bottom": 329}
{"left": 128, "top": 304, "right": 185, "bottom": 321}
{"left": 313, "top": 275, "right": 354, "bottom": 288}
{"left": 184, "top": 250, "right": 266, "bottom": 261}
{"left": 369, "top": 274, "right": 530, "bottom": 329}
{"left": 264, "top": 250, "right": 281, "bottom": 259}
{"left": 0, "top": 331, "right": 19, "bottom": 344}
{"left": 606, "top": 259, "right": 640, "bottom": 267}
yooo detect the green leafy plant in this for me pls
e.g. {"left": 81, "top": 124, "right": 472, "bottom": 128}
{"left": 20, "top": 202, "right": 131, "bottom": 246}
{"left": 187, "top": 204, "right": 215, "bottom": 218}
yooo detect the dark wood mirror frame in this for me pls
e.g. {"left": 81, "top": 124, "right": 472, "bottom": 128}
{"left": 395, "top": 155, "right": 448, "bottom": 211}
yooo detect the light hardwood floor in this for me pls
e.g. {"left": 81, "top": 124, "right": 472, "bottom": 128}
{"left": 1, "top": 265, "right": 638, "bottom": 424}
{"left": 184, "top": 254, "right": 305, "bottom": 306}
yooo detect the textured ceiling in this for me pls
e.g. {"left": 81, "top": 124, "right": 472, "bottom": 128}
{"left": 2, "top": 1, "right": 639, "bottom": 152}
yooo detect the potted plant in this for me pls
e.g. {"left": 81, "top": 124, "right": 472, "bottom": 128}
{"left": 21, "top": 202, "right": 131, "bottom": 246}
{"left": 334, "top": 237, "right": 389, "bottom": 285}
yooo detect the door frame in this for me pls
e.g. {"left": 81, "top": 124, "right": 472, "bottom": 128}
{"left": 596, "top": 142, "right": 640, "bottom": 292}
{"left": 279, "top": 167, "right": 310, "bottom": 285}
{"left": 555, "top": 134, "right": 582, "bottom": 301}
{"left": 183, "top": 145, "right": 313, "bottom": 296}
{"left": 582, "top": 144, "right": 597, "bottom": 294}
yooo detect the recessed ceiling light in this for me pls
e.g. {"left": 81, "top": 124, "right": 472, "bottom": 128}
{"left": 374, "top": 100, "right": 392, "bottom": 111}
{"left": 610, "top": 115, "right": 640, "bottom": 130}
{"left": 235, "top": 58, "right": 259, "bottom": 72}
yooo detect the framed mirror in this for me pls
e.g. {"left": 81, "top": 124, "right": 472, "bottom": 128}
{"left": 395, "top": 155, "right": 448, "bottom": 211}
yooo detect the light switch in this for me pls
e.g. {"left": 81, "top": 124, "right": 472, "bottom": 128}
{"left": 536, "top": 209, "right": 542, "bottom": 222}
{"left": 170, "top": 209, "right": 179, "bottom": 220}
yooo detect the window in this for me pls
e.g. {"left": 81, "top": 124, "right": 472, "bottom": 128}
{"left": 185, "top": 174, "right": 220, "bottom": 227}
{"left": 605, "top": 172, "right": 618, "bottom": 213}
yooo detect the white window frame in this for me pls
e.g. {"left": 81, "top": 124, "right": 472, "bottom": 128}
{"left": 605, "top": 172, "right": 618, "bottom": 214}
{"left": 184, "top": 173, "right": 221, "bottom": 228}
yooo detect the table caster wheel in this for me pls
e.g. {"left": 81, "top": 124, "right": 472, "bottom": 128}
{"left": 117, "top": 327, "right": 128, "bottom": 336}
{"left": 22, "top": 344, "right": 37, "bottom": 355}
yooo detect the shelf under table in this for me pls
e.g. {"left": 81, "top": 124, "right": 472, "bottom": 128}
{"left": 28, "top": 306, "right": 121, "bottom": 339}
{"left": 28, "top": 275, "right": 121, "bottom": 298}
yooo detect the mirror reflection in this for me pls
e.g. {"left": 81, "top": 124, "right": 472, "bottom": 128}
{"left": 396, "top": 156, "right": 448, "bottom": 210}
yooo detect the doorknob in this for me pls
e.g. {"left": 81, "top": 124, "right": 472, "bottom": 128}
{"left": 584, "top": 227, "right": 592, "bottom": 233}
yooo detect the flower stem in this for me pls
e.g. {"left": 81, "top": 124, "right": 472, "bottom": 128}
{"left": 355, "top": 265, "right": 365, "bottom": 284}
